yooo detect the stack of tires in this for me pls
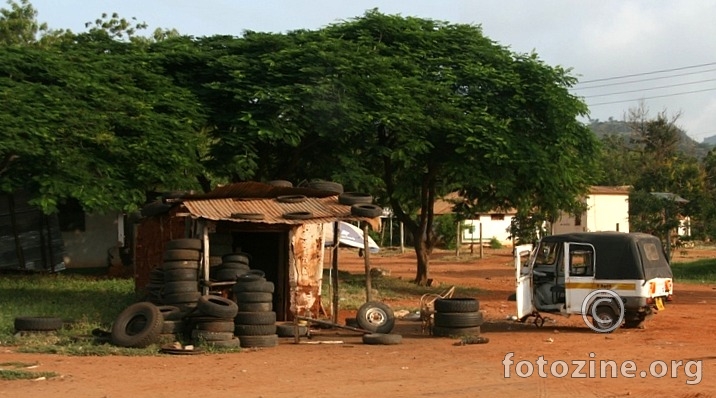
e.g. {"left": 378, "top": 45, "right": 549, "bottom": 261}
{"left": 160, "top": 239, "right": 202, "bottom": 314}
{"left": 432, "top": 298, "right": 484, "bottom": 338}
{"left": 232, "top": 272, "right": 278, "bottom": 348}
{"left": 188, "top": 295, "right": 240, "bottom": 348}
{"left": 212, "top": 252, "right": 251, "bottom": 282}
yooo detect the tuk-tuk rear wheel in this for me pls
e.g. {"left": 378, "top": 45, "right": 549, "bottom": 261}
{"left": 592, "top": 306, "right": 619, "bottom": 331}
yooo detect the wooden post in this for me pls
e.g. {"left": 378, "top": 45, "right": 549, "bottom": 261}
{"left": 479, "top": 222, "right": 484, "bottom": 259}
{"left": 363, "top": 222, "right": 372, "bottom": 302}
{"left": 455, "top": 221, "right": 460, "bottom": 258}
{"left": 331, "top": 221, "right": 340, "bottom": 324}
{"left": 400, "top": 222, "right": 405, "bottom": 254}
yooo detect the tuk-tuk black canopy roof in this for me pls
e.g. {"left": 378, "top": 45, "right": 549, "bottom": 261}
{"left": 541, "top": 232, "right": 673, "bottom": 280}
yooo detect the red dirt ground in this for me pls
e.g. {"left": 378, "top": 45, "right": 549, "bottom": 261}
{"left": 1, "top": 247, "right": 714, "bottom": 397}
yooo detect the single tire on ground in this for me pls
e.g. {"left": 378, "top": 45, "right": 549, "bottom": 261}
{"left": 434, "top": 298, "right": 480, "bottom": 313}
{"left": 197, "top": 295, "right": 239, "bottom": 319}
{"left": 111, "top": 302, "right": 164, "bottom": 348}
{"left": 434, "top": 311, "right": 484, "bottom": 328}
{"left": 234, "top": 311, "right": 277, "bottom": 325}
{"left": 239, "top": 334, "right": 279, "bottom": 348}
{"left": 166, "top": 239, "right": 202, "bottom": 251}
{"left": 432, "top": 325, "right": 481, "bottom": 338}
{"left": 14, "top": 316, "right": 63, "bottom": 332}
{"left": 362, "top": 333, "right": 402, "bottom": 345}
{"left": 356, "top": 301, "right": 395, "bottom": 334}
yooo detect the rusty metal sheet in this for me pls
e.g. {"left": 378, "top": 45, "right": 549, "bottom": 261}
{"left": 288, "top": 223, "right": 325, "bottom": 317}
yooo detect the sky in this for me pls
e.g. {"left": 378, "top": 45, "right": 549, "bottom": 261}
{"left": 29, "top": 0, "right": 716, "bottom": 142}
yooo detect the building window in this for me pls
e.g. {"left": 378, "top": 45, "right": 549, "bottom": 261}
{"left": 57, "top": 198, "right": 86, "bottom": 232}
{"left": 574, "top": 214, "right": 582, "bottom": 226}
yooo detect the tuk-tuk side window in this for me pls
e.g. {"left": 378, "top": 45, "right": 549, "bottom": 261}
{"left": 569, "top": 244, "right": 594, "bottom": 277}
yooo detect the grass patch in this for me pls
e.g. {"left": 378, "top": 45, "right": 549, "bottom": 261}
{"left": 671, "top": 258, "right": 716, "bottom": 283}
{"left": 322, "top": 270, "right": 481, "bottom": 311}
{"left": 0, "top": 361, "right": 58, "bottom": 380}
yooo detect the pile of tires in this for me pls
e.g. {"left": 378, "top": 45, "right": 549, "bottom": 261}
{"left": 188, "top": 295, "right": 240, "bottom": 348}
{"left": 212, "top": 252, "right": 251, "bottom": 282}
{"left": 431, "top": 298, "right": 484, "bottom": 338}
{"left": 160, "top": 239, "right": 202, "bottom": 314}
{"left": 232, "top": 271, "right": 278, "bottom": 348}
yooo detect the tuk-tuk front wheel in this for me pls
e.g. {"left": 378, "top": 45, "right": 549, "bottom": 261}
{"left": 592, "top": 305, "right": 620, "bottom": 332}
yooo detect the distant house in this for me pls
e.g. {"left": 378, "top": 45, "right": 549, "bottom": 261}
{"left": 551, "top": 186, "right": 631, "bottom": 234}
{"left": 432, "top": 192, "right": 515, "bottom": 246}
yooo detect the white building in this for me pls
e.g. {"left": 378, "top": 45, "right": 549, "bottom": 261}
{"left": 552, "top": 186, "right": 630, "bottom": 234}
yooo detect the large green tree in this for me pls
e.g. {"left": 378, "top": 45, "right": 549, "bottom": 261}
{"left": 182, "top": 11, "right": 600, "bottom": 284}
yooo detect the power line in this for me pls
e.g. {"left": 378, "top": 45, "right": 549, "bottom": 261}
{"left": 574, "top": 67, "right": 716, "bottom": 90}
{"left": 575, "top": 61, "right": 716, "bottom": 85}
{"left": 582, "top": 78, "right": 716, "bottom": 99}
{"left": 587, "top": 86, "right": 716, "bottom": 107}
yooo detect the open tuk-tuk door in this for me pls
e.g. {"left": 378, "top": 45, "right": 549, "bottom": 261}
{"left": 514, "top": 244, "right": 535, "bottom": 319}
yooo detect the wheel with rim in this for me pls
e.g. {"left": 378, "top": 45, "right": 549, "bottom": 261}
{"left": 351, "top": 204, "right": 383, "bottom": 218}
{"left": 592, "top": 305, "right": 620, "bottom": 332}
{"left": 362, "top": 333, "right": 402, "bottom": 345}
{"left": 356, "top": 301, "right": 395, "bottom": 334}
{"left": 338, "top": 192, "right": 373, "bottom": 205}
{"left": 111, "top": 302, "right": 164, "bottom": 348}
{"left": 197, "top": 296, "right": 239, "bottom": 319}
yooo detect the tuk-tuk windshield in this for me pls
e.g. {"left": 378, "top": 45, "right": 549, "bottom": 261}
{"left": 534, "top": 242, "right": 559, "bottom": 266}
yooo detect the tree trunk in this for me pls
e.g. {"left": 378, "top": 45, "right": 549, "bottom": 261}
{"left": 413, "top": 234, "right": 430, "bottom": 285}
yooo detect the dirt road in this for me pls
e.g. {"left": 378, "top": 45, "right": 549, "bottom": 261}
{"left": 1, "top": 248, "right": 714, "bottom": 397}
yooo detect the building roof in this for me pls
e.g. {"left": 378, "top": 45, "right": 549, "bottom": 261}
{"left": 589, "top": 185, "right": 632, "bottom": 195}
{"left": 148, "top": 182, "right": 381, "bottom": 230}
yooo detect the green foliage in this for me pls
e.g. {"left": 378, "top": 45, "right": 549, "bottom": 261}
{"left": 433, "top": 214, "right": 458, "bottom": 249}
{"left": 489, "top": 237, "right": 503, "bottom": 249}
{"left": 671, "top": 258, "right": 716, "bottom": 283}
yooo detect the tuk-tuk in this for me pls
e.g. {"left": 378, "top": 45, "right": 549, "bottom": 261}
{"left": 514, "top": 232, "right": 673, "bottom": 332}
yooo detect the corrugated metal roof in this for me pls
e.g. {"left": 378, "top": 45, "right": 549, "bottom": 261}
{"left": 183, "top": 195, "right": 378, "bottom": 227}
